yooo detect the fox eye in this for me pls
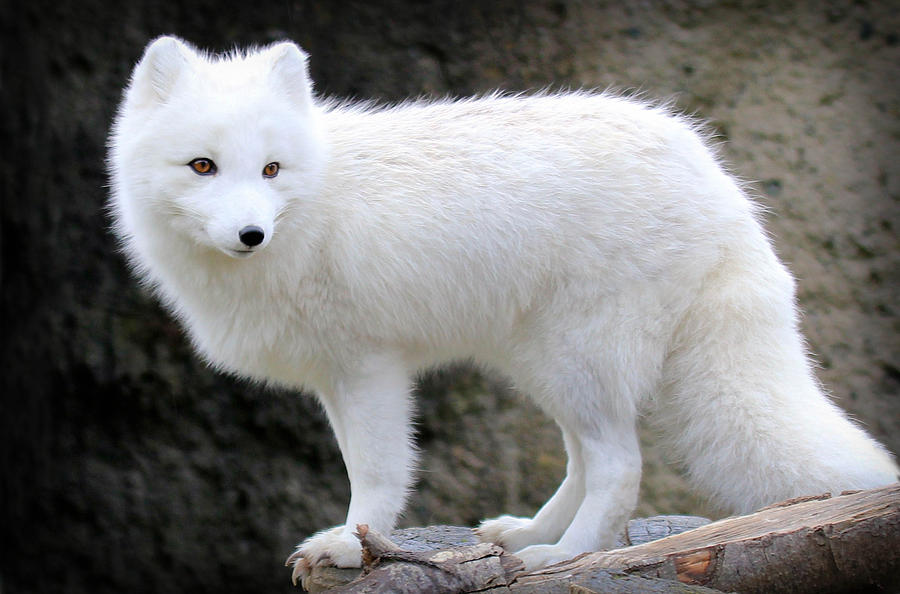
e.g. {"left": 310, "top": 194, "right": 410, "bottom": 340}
{"left": 262, "top": 162, "right": 279, "bottom": 178}
{"left": 188, "top": 158, "right": 216, "bottom": 175}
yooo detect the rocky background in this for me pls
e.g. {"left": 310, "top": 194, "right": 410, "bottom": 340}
{"left": 2, "top": 1, "right": 897, "bottom": 593}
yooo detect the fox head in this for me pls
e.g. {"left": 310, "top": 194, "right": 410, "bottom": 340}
{"left": 109, "top": 36, "right": 326, "bottom": 262}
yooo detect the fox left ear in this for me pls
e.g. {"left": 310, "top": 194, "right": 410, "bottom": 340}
{"left": 268, "top": 42, "right": 315, "bottom": 111}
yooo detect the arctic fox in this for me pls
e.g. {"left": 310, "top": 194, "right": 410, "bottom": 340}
{"left": 109, "top": 36, "right": 897, "bottom": 585}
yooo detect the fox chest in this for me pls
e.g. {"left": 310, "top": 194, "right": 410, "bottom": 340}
{"left": 184, "top": 292, "right": 331, "bottom": 387}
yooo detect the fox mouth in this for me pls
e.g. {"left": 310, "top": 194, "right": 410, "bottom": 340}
{"left": 224, "top": 248, "right": 258, "bottom": 259}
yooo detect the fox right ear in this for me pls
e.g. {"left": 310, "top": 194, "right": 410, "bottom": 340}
{"left": 129, "top": 36, "right": 194, "bottom": 107}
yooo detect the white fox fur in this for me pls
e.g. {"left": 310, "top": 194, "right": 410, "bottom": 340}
{"left": 109, "top": 36, "right": 898, "bottom": 583}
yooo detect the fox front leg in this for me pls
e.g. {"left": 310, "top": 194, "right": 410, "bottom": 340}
{"left": 286, "top": 356, "right": 416, "bottom": 586}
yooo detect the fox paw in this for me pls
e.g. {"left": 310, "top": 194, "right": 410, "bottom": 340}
{"left": 285, "top": 525, "right": 362, "bottom": 588}
{"left": 475, "top": 515, "right": 546, "bottom": 551}
{"left": 512, "top": 543, "right": 581, "bottom": 571}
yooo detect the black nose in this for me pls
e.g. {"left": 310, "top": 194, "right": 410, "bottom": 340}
{"left": 238, "top": 225, "right": 265, "bottom": 247}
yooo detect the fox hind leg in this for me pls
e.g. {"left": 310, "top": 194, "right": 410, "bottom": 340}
{"left": 476, "top": 426, "right": 586, "bottom": 551}
{"left": 480, "top": 310, "right": 658, "bottom": 568}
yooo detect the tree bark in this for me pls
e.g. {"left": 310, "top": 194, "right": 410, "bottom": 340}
{"left": 521, "top": 483, "right": 900, "bottom": 593}
{"left": 303, "top": 517, "right": 710, "bottom": 591}
{"left": 308, "top": 484, "right": 900, "bottom": 593}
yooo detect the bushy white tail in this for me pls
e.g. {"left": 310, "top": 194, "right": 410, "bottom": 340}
{"left": 655, "top": 241, "right": 898, "bottom": 513}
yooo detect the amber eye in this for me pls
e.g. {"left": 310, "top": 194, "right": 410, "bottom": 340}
{"left": 262, "top": 162, "right": 280, "bottom": 178}
{"left": 188, "top": 158, "right": 216, "bottom": 175}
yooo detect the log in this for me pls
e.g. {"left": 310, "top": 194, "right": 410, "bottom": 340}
{"left": 303, "top": 526, "right": 483, "bottom": 591}
{"left": 302, "top": 483, "right": 900, "bottom": 593}
{"left": 330, "top": 524, "right": 720, "bottom": 594}
{"left": 518, "top": 483, "right": 900, "bottom": 593}
{"left": 329, "top": 524, "right": 524, "bottom": 593}
{"left": 303, "top": 517, "right": 709, "bottom": 592}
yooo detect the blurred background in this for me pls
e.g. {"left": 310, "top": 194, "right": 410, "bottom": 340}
{"left": 2, "top": 1, "right": 897, "bottom": 592}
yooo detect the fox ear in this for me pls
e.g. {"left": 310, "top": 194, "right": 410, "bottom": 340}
{"left": 268, "top": 42, "right": 314, "bottom": 111}
{"left": 129, "top": 36, "right": 194, "bottom": 107}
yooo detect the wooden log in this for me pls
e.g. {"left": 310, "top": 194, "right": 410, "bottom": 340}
{"left": 329, "top": 524, "right": 720, "bottom": 594}
{"left": 303, "top": 526, "right": 482, "bottom": 592}
{"left": 303, "top": 517, "right": 709, "bottom": 591}
{"left": 329, "top": 524, "right": 524, "bottom": 593}
{"left": 302, "top": 484, "right": 900, "bottom": 593}
{"left": 519, "top": 483, "right": 900, "bottom": 593}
